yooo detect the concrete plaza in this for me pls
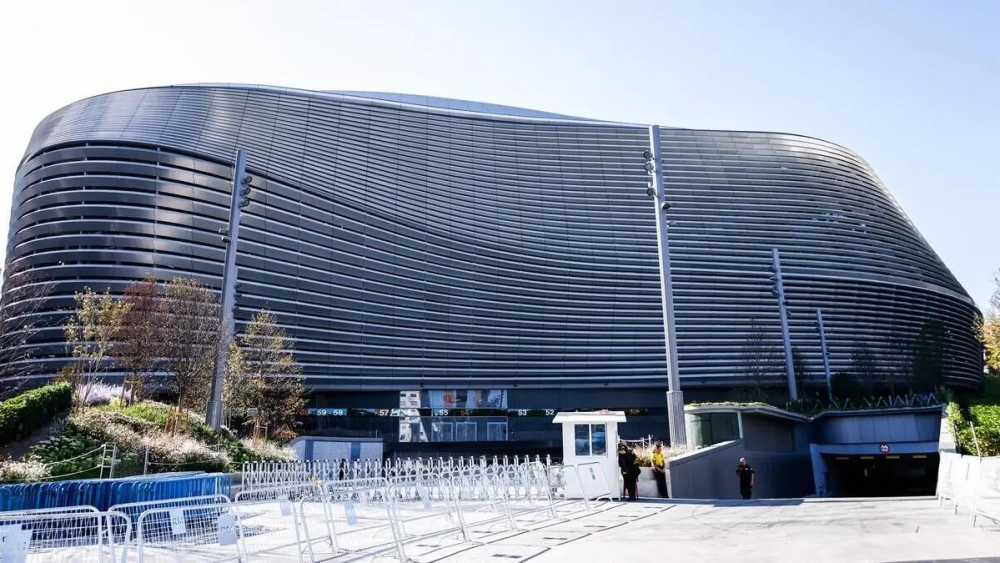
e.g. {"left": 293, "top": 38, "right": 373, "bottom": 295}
{"left": 423, "top": 497, "right": 1000, "bottom": 563}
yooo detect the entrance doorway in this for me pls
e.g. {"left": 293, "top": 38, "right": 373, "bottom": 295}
{"left": 824, "top": 453, "right": 938, "bottom": 497}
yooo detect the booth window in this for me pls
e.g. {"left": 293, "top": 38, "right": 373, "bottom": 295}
{"left": 574, "top": 424, "right": 607, "bottom": 456}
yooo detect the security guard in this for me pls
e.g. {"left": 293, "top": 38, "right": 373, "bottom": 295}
{"left": 736, "top": 457, "right": 755, "bottom": 499}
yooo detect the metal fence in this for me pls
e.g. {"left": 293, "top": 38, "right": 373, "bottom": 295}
{"left": 0, "top": 509, "right": 131, "bottom": 563}
{"left": 0, "top": 461, "right": 608, "bottom": 562}
{"left": 240, "top": 454, "right": 552, "bottom": 490}
{"left": 936, "top": 451, "right": 1000, "bottom": 527}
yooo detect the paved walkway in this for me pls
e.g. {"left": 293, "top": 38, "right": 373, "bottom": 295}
{"left": 423, "top": 497, "right": 1000, "bottom": 563}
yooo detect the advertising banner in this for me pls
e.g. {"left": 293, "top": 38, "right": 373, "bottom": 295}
{"left": 426, "top": 389, "right": 507, "bottom": 410}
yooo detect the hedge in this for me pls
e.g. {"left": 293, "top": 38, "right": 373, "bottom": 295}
{"left": 946, "top": 397, "right": 1000, "bottom": 457}
{"left": 0, "top": 383, "right": 73, "bottom": 445}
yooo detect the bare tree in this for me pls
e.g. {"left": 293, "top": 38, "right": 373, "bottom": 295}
{"left": 885, "top": 326, "right": 915, "bottom": 395}
{"left": 160, "top": 277, "right": 220, "bottom": 413}
{"left": 791, "top": 346, "right": 809, "bottom": 399}
{"left": 740, "top": 317, "right": 781, "bottom": 401}
{"left": 63, "top": 288, "right": 131, "bottom": 407}
{"left": 850, "top": 340, "right": 879, "bottom": 394}
{"left": 228, "top": 310, "right": 305, "bottom": 439}
{"left": 911, "top": 318, "right": 947, "bottom": 393}
{"left": 0, "top": 260, "right": 54, "bottom": 396}
{"left": 113, "top": 275, "right": 163, "bottom": 402}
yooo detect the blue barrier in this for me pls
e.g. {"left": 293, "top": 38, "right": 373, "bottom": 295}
{"left": 0, "top": 472, "right": 232, "bottom": 512}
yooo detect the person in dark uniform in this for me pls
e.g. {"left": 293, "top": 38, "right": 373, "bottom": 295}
{"left": 736, "top": 457, "right": 754, "bottom": 499}
{"left": 618, "top": 443, "right": 640, "bottom": 500}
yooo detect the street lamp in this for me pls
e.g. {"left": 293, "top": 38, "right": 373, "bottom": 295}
{"left": 643, "top": 125, "right": 686, "bottom": 447}
{"left": 768, "top": 248, "right": 798, "bottom": 401}
{"left": 815, "top": 309, "right": 833, "bottom": 398}
{"left": 206, "top": 148, "right": 253, "bottom": 430}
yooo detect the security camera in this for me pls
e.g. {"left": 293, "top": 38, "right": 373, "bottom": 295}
{"left": 646, "top": 187, "right": 655, "bottom": 197}
{"left": 242, "top": 175, "right": 253, "bottom": 186}
{"left": 661, "top": 201, "right": 671, "bottom": 211}
{"left": 644, "top": 162, "right": 655, "bottom": 173}
{"left": 642, "top": 149, "right": 653, "bottom": 160}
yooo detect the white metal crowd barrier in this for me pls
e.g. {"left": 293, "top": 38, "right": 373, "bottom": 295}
{"left": 135, "top": 498, "right": 310, "bottom": 563}
{"left": 240, "top": 454, "right": 551, "bottom": 491}
{"left": 936, "top": 451, "right": 1000, "bottom": 527}
{"left": 0, "top": 461, "right": 608, "bottom": 562}
{"left": 972, "top": 456, "right": 1000, "bottom": 526}
{"left": 0, "top": 509, "right": 131, "bottom": 563}
{"left": 559, "top": 461, "right": 614, "bottom": 510}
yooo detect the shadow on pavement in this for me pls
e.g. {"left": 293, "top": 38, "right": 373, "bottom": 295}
{"left": 630, "top": 495, "right": 939, "bottom": 507}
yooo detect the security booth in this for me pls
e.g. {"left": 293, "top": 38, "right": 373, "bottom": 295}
{"left": 552, "top": 410, "right": 626, "bottom": 500}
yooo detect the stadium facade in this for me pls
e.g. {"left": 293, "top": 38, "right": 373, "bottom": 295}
{"left": 5, "top": 85, "right": 981, "bottom": 450}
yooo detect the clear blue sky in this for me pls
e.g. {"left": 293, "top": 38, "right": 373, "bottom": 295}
{"left": 1, "top": 0, "right": 996, "bottom": 307}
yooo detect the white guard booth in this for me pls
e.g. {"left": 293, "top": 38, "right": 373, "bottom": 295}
{"left": 552, "top": 410, "right": 626, "bottom": 500}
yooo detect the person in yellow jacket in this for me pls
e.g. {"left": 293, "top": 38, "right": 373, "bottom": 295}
{"left": 651, "top": 442, "right": 669, "bottom": 497}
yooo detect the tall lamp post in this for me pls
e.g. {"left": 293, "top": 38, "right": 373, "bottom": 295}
{"left": 768, "top": 248, "right": 798, "bottom": 401}
{"left": 206, "top": 148, "right": 253, "bottom": 430}
{"left": 643, "top": 125, "right": 686, "bottom": 447}
{"left": 815, "top": 308, "right": 833, "bottom": 397}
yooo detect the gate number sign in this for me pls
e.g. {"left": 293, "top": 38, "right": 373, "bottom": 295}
{"left": 879, "top": 443, "right": 890, "bottom": 454}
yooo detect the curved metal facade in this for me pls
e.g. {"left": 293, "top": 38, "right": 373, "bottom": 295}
{"left": 5, "top": 85, "right": 982, "bottom": 395}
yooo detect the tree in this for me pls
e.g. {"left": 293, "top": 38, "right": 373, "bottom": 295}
{"left": 223, "top": 341, "right": 254, "bottom": 432}
{"left": 982, "top": 270, "right": 1000, "bottom": 374}
{"left": 63, "top": 288, "right": 131, "bottom": 406}
{"left": 228, "top": 310, "right": 305, "bottom": 439}
{"left": 982, "top": 314, "right": 1000, "bottom": 374}
{"left": 160, "top": 277, "right": 220, "bottom": 413}
{"left": 831, "top": 371, "right": 867, "bottom": 401}
{"left": 912, "top": 318, "right": 947, "bottom": 393}
{"left": 850, "top": 340, "right": 879, "bottom": 394}
{"left": 791, "top": 346, "right": 809, "bottom": 399}
{"left": 739, "top": 317, "right": 781, "bottom": 401}
{"left": 113, "top": 275, "right": 163, "bottom": 402}
{"left": 0, "top": 260, "right": 54, "bottom": 396}
{"left": 885, "top": 326, "right": 915, "bottom": 395}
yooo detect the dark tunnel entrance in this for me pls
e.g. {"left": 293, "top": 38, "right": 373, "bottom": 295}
{"left": 824, "top": 453, "right": 939, "bottom": 497}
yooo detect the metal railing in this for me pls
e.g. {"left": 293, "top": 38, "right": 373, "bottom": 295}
{"left": 0, "top": 462, "right": 609, "bottom": 562}
{"left": 240, "top": 454, "right": 552, "bottom": 490}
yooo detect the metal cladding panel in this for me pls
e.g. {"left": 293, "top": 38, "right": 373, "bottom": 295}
{"left": 815, "top": 412, "right": 942, "bottom": 444}
{"left": 4, "top": 85, "right": 982, "bottom": 392}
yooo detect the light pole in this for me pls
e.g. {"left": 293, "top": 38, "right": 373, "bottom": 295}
{"left": 206, "top": 148, "right": 253, "bottom": 430}
{"left": 768, "top": 248, "right": 798, "bottom": 400}
{"left": 643, "top": 125, "right": 686, "bottom": 447}
{"left": 815, "top": 308, "right": 833, "bottom": 398}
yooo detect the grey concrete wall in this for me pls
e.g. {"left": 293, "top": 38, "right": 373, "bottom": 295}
{"left": 667, "top": 439, "right": 814, "bottom": 499}
{"left": 742, "top": 414, "right": 797, "bottom": 452}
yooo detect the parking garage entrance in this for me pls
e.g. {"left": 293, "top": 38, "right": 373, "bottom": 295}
{"left": 823, "top": 452, "right": 939, "bottom": 497}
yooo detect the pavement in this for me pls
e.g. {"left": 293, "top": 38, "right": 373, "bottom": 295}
{"left": 420, "top": 497, "right": 1000, "bottom": 563}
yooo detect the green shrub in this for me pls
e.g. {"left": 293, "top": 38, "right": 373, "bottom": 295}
{"left": 95, "top": 401, "right": 296, "bottom": 469}
{"left": 946, "top": 396, "right": 1000, "bottom": 457}
{"left": 107, "top": 401, "right": 172, "bottom": 428}
{"left": 0, "top": 460, "right": 51, "bottom": 483}
{"left": 106, "top": 401, "right": 260, "bottom": 467}
{"left": 967, "top": 401, "right": 1000, "bottom": 456}
{"left": 687, "top": 401, "right": 770, "bottom": 408}
{"left": 0, "top": 383, "right": 72, "bottom": 445}
{"left": 25, "top": 429, "right": 105, "bottom": 478}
